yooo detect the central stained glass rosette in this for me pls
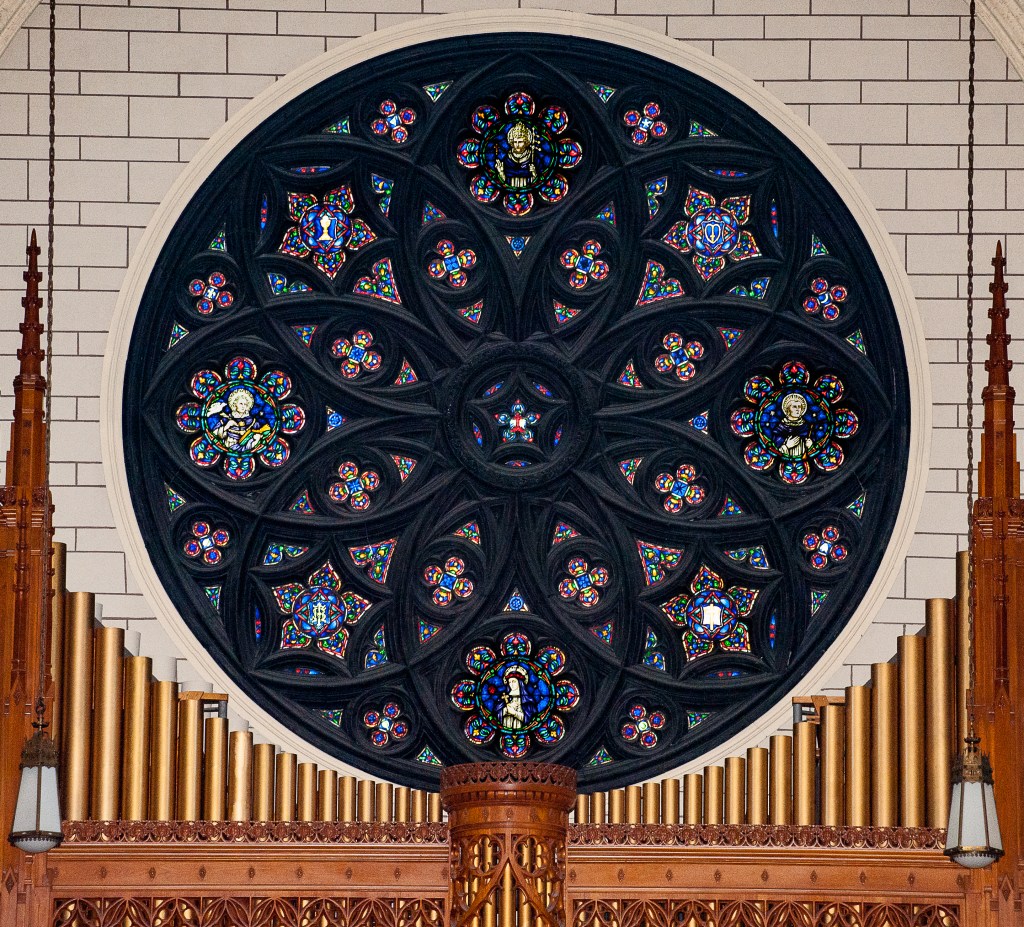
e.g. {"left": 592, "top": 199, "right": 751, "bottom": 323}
{"left": 120, "top": 33, "right": 912, "bottom": 789}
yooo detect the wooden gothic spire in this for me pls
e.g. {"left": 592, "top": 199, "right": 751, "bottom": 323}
{"left": 0, "top": 231, "right": 54, "bottom": 879}
{"left": 979, "top": 240, "right": 1019, "bottom": 501}
{"left": 971, "top": 240, "right": 1023, "bottom": 895}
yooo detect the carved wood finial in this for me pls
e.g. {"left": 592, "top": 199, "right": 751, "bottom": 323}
{"left": 979, "top": 239, "right": 1018, "bottom": 502}
{"left": 6, "top": 229, "right": 48, "bottom": 490}
{"left": 16, "top": 229, "right": 44, "bottom": 383}
{"left": 985, "top": 239, "right": 1010, "bottom": 388}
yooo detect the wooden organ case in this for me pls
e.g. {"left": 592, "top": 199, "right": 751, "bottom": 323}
{"left": 0, "top": 235, "right": 1020, "bottom": 926}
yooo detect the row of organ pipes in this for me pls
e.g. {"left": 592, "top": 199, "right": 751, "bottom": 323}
{"left": 52, "top": 539, "right": 968, "bottom": 829}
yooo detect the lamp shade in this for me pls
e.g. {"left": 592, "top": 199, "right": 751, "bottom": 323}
{"left": 944, "top": 740, "right": 1003, "bottom": 869}
{"left": 8, "top": 729, "right": 62, "bottom": 854}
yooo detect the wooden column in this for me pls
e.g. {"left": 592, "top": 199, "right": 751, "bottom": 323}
{"left": 442, "top": 763, "right": 575, "bottom": 927}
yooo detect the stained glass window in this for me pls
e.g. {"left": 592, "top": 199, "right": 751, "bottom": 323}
{"left": 121, "top": 34, "right": 911, "bottom": 789}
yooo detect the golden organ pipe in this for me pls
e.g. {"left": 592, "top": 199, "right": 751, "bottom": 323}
{"left": 227, "top": 730, "right": 253, "bottom": 822}
{"left": 411, "top": 788, "right": 426, "bottom": 823}
{"left": 683, "top": 774, "right": 702, "bottom": 825}
{"left": 898, "top": 634, "right": 926, "bottom": 826}
{"left": 769, "top": 735, "right": 792, "bottom": 825}
{"left": 358, "top": 778, "right": 375, "bottom": 822}
{"left": 574, "top": 794, "right": 588, "bottom": 823}
{"left": 590, "top": 789, "right": 606, "bottom": 824}
{"left": 746, "top": 747, "right": 768, "bottom": 825}
{"left": 518, "top": 840, "right": 531, "bottom": 927}
{"left": 91, "top": 626, "right": 124, "bottom": 820}
{"left": 297, "top": 762, "right": 317, "bottom": 822}
{"left": 203, "top": 716, "right": 228, "bottom": 821}
{"left": 724, "top": 756, "right": 745, "bottom": 825}
{"left": 845, "top": 685, "right": 871, "bottom": 826}
{"left": 318, "top": 769, "right": 338, "bottom": 821}
{"left": 661, "top": 777, "right": 680, "bottom": 824}
{"left": 121, "top": 655, "right": 151, "bottom": 821}
{"left": 148, "top": 680, "right": 177, "bottom": 820}
{"left": 252, "top": 743, "right": 275, "bottom": 822}
{"left": 49, "top": 542, "right": 65, "bottom": 741}
{"left": 871, "top": 662, "right": 898, "bottom": 826}
{"left": 275, "top": 752, "right": 297, "bottom": 822}
{"left": 483, "top": 839, "right": 496, "bottom": 927}
{"left": 376, "top": 781, "right": 393, "bottom": 822}
{"left": 176, "top": 697, "right": 203, "bottom": 820}
{"left": 821, "top": 703, "right": 845, "bottom": 826}
{"left": 793, "top": 721, "right": 816, "bottom": 826}
{"left": 625, "top": 784, "right": 642, "bottom": 823}
{"left": 394, "top": 785, "right": 410, "bottom": 822}
{"left": 500, "top": 861, "right": 514, "bottom": 927}
{"left": 642, "top": 781, "right": 659, "bottom": 824}
{"left": 608, "top": 789, "right": 624, "bottom": 823}
{"left": 63, "top": 591, "right": 94, "bottom": 820}
{"left": 426, "top": 788, "right": 440, "bottom": 822}
{"left": 340, "top": 775, "right": 357, "bottom": 822}
{"left": 955, "top": 550, "right": 970, "bottom": 745}
{"left": 925, "top": 598, "right": 953, "bottom": 828}
{"left": 704, "top": 765, "right": 723, "bottom": 825}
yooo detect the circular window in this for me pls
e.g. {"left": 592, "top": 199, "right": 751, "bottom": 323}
{"left": 112, "top": 23, "right": 923, "bottom": 789}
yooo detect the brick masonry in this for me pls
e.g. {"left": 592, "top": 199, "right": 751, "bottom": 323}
{"left": 0, "top": 0, "right": 1021, "bottom": 722}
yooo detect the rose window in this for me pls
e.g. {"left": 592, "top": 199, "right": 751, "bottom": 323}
{"left": 118, "top": 33, "right": 915, "bottom": 789}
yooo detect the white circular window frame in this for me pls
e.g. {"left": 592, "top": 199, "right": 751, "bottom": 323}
{"left": 102, "top": 10, "right": 930, "bottom": 780}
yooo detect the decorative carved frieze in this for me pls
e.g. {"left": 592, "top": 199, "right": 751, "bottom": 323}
{"left": 60, "top": 820, "right": 448, "bottom": 845}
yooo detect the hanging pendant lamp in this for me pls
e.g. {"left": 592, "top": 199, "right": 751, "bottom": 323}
{"left": 8, "top": 0, "right": 62, "bottom": 856}
{"left": 945, "top": 737, "right": 1003, "bottom": 868}
{"left": 9, "top": 701, "right": 62, "bottom": 855}
{"left": 943, "top": 0, "right": 1003, "bottom": 871}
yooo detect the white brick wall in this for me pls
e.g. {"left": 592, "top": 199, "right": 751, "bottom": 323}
{"left": 0, "top": 0, "right": 1021, "bottom": 717}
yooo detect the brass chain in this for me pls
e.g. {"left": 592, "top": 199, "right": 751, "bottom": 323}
{"left": 965, "top": 0, "right": 977, "bottom": 739}
{"left": 35, "top": 0, "right": 57, "bottom": 721}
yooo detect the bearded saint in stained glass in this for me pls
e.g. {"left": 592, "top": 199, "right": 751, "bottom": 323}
{"left": 207, "top": 386, "right": 273, "bottom": 454}
{"left": 493, "top": 120, "right": 541, "bottom": 190}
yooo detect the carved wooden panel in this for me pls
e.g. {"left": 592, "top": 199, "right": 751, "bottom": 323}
{"left": 570, "top": 899, "right": 960, "bottom": 927}
{"left": 52, "top": 896, "right": 446, "bottom": 927}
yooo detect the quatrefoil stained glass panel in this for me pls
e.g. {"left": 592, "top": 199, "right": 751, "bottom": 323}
{"left": 122, "top": 33, "right": 912, "bottom": 789}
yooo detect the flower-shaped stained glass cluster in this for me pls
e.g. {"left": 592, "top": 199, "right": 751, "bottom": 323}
{"left": 331, "top": 330, "right": 382, "bottom": 380}
{"left": 803, "top": 277, "right": 848, "bottom": 321}
{"left": 188, "top": 272, "right": 234, "bottom": 315}
{"left": 802, "top": 525, "right": 849, "bottom": 569}
{"left": 279, "top": 186, "right": 376, "bottom": 279}
{"left": 621, "top": 703, "right": 666, "bottom": 748}
{"left": 560, "top": 240, "right": 609, "bottom": 289}
{"left": 175, "top": 356, "right": 305, "bottom": 481}
{"left": 273, "top": 562, "right": 371, "bottom": 660}
{"left": 662, "top": 565, "right": 758, "bottom": 662}
{"left": 427, "top": 239, "right": 477, "bottom": 287}
{"left": 655, "top": 333, "right": 705, "bottom": 382}
{"left": 363, "top": 702, "right": 408, "bottom": 747}
{"left": 371, "top": 100, "right": 415, "bottom": 144}
{"left": 423, "top": 556, "right": 474, "bottom": 607}
{"left": 623, "top": 102, "right": 667, "bottom": 146}
{"left": 730, "top": 361, "right": 859, "bottom": 484}
{"left": 456, "top": 92, "right": 582, "bottom": 216}
{"left": 558, "top": 557, "right": 609, "bottom": 608}
{"left": 451, "top": 632, "right": 580, "bottom": 759}
{"left": 495, "top": 400, "right": 540, "bottom": 443}
{"left": 663, "top": 187, "right": 760, "bottom": 281}
{"left": 654, "top": 464, "right": 706, "bottom": 513}
{"left": 183, "top": 520, "right": 230, "bottom": 564}
{"left": 328, "top": 461, "right": 380, "bottom": 511}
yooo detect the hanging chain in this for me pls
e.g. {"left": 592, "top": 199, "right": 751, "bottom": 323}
{"left": 35, "top": 0, "right": 57, "bottom": 722}
{"left": 965, "top": 0, "right": 977, "bottom": 740}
